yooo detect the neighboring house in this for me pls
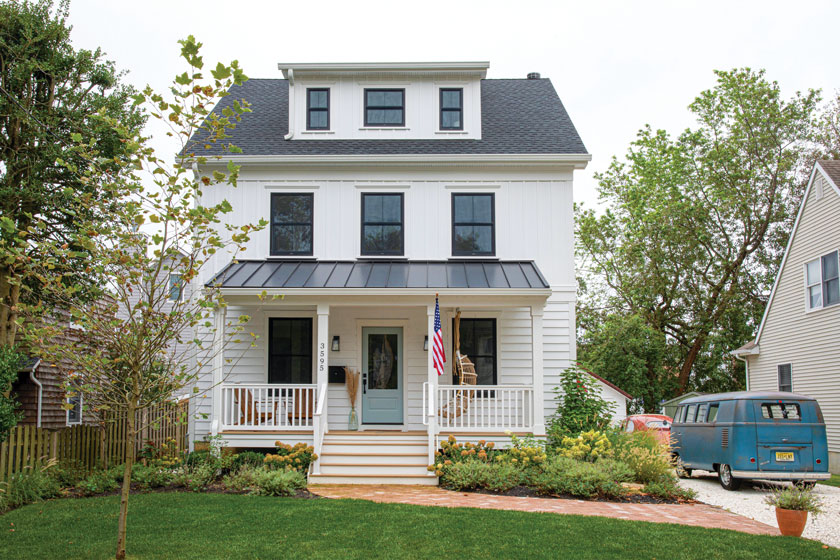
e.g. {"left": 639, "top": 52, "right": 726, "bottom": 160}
{"left": 732, "top": 161, "right": 840, "bottom": 473}
{"left": 188, "top": 61, "right": 628, "bottom": 483}
{"left": 660, "top": 392, "right": 703, "bottom": 420}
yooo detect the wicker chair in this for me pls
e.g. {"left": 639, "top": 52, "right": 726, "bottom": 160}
{"left": 439, "top": 352, "right": 478, "bottom": 419}
{"left": 237, "top": 389, "right": 279, "bottom": 426}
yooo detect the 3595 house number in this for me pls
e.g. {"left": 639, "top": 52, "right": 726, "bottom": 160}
{"left": 319, "top": 342, "right": 326, "bottom": 373}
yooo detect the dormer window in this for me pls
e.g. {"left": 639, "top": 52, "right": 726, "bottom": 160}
{"left": 307, "top": 88, "right": 329, "bottom": 130}
{"left": 364, "top": 89, "right": 405, "bottom": 126}
{"left": 440, "top": 88, "right": 463, "bottom": 130}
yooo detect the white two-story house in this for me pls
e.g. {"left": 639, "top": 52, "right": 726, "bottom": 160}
{"left": 188, "top": 61, "right": 628, "bottom": 484}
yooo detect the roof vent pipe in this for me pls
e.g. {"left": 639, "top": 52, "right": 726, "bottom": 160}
{"left": 527, "top": 72, "right": 541, "bottom": 79}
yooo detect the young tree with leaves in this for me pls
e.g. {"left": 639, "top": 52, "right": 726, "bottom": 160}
{"left": 577, "top": 68, "right": 819, "bottom": 396}
{"left": 24, "top": 37, "right": 264, "bottom": 559}
{"left": 0, "top": 0, "right": 144, "bottom": 347}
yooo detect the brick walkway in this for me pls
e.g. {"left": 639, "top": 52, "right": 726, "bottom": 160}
{"left": 309, "top": 485, "right": 778, "bottom": 536}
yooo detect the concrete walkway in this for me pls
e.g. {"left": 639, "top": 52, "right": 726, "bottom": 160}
{"left": 310, "top": 484, "right": 779, "bottom": 536}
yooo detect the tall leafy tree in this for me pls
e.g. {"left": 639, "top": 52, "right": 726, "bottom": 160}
{"left": 577, "top": 69, "right": 818, "bottom": 396}
{"left": 0, "top": 0, "right": 143, "bottom": 346}
{"left": 25, "top": 37, "right": 261, "bottom": 559}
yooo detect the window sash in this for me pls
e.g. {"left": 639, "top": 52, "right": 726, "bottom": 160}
{"left": 268, "top": 318, "right": 313, "bottom": 384}
{"left": 306, "top": 89, "right": 329, "bottom": 130}
{"left": 364, "top": 89, "right": 405, "bottom": 126}
{"left": 439, "top": 88, "right": 463, "bottom": 130}
{"left": 806, "top": 252, "right": 840, "bottom": 309}
{"left": 778, "top": 363, "right": 792, "bottom": 392}
{"left": 168, "top": 274, "right": 183, "bottom": 302}
{"left": 67, "top": 394, "right": 82, "bottom": 425}
{"left": 452, "top": 194, "right": 495, "bottom": 256}
{"left": 453, "top": 318, "right": 497, "bottom": 386}
{"left": 360, "top": 193, "right": 404, "bottom": 255}
{"left": 271, "top": 193, "right": 313, "bottom": 256}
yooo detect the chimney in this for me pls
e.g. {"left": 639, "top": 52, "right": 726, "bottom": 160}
{"left": 527, "top": 72, "right": 541, "bottom": 80}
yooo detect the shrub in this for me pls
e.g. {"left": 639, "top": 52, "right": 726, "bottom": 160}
{"left": 76, "top": 467, "right": 122, "bottom": 496}
{"left": 185, "top": 450, "right": 212, "bottom": 467}
{"left": 231, "top": 451, "right": 266, "bottom": 471}
{"left": 172, "top": 461, "right": 219, "bottom": 492}
{"left": 532, "top": 456, "right": 630, "bottom": 499}
{"left": 438, "top": 460, "right": 522, "bottom": 492}
{"left": 251, "top": 468, "right": 306, "bottom": 496}
{"left": 130, "top": 464, "right": 175, "bottom": 490}
{"left": 430, "top": 435, "right": 496, "bottom": 474}
{"left": 49, "top": 461, "right": 89, "bottom": 488}
{"left": 0, "top": 462, "right": 61, "bottom": 512}
{"left": 609, "top": 430, "right": 674, "bottom": 484}
{"left": 138, "top": 437, "right": 183, "bottom": 469}
{"left": 0, "top": 346, "right": 25, "bottom": 443}
{"left": 643, "top": 477, "right": 697, "bottom": 501}
{"left": 222, "top": 465, "right": 263, "bottom": 492}
{"left": 546, "top": 365, "right": 616, "bottom": 447}
{"left": 558, "top": 430, "right": 613, "bottom": 462}
{"left": 264, "top": 442, "right": 317, "bottom": 473}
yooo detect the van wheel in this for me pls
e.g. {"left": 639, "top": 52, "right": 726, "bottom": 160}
{"left": 718, "top": 464, "right": 741, "bottom": 491}
{"left": 794, "top": 480, "right": 816, "bottom": 490}
{"left": 675, "top": 458, "right": 692, "bottom": 479}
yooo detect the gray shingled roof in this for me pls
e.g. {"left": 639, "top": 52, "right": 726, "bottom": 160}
{"left": 188, "top": 79, "right": 587, "bottom": 156}
{"left": 208, "top": 260, "right": 549, "bottom": 289}
{"left": 818, "top": 160, "right": 840, "bottom": 187}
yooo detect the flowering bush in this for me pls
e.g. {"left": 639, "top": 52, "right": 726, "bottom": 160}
{"left": 496, "top": 433, "right": 547, "bottom": 467}
{"left": 264, "top": 442, "right": 318, "bottom": 473}
{"left": 558, "top": 430, "right": 612, "bottom": 462}
{"left": 137, "top": 437, "right": 183, "bottom": 469}
{"left": 532, "top": 456, "right": 631, "bottom": 499}
{"left": 440, "top": 461, "right": 522, "bottom": 492}
{"left": 429, "top": 435, "right": 496, "bottom": 475}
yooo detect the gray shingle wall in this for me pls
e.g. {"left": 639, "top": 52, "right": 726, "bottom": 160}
{"left": 187, "top": 79, "right": 587, "bottom": 156}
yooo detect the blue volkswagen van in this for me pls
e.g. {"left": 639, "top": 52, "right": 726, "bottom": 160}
{"left": 670, "top": 391, "right": 830, "bottom": 490}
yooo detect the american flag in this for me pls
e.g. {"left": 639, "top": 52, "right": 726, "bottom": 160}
{"left": 433, "top": 295, "right": 445, "bottom": 376}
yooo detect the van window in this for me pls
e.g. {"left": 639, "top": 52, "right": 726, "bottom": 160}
{"left": 685, "top": 404, "right": 697, "bottom": 423}
{"left": 696, "top": 403, "right": 709, "bottom": 423}
{"left": 707, "top": 404, "right": 719, "bottom": 423}
{"left": 761, "top": 402, "right": 801, "bottom": 420}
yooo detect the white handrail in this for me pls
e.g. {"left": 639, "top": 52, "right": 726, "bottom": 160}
{"left": 312, "top": 381, "right": 328, "bottom": 475}
{"left": 422, "top": 382, "right": 429, "bottom": 426}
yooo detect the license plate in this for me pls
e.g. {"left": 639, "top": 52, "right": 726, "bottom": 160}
{"left": 776, "top": 452, "right": 794, "bottom": 462}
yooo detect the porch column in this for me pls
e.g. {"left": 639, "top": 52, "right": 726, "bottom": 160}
{"left": 314, "top": 305, "right": 329, "bottom": 474}
{"left": 210, "top": 304, "right": 226, "bottom": 436}
{"left": 531, "top": 305, "right": 546, "bottom": 436}
{"left": 426, "top": 303, "right": 437, "bottom": 465}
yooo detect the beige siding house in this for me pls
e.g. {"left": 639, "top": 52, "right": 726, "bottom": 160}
{"left": 733, "top": 161, "right": 840, "bottom": 473}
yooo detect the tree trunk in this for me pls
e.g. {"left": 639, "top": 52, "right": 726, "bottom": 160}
{"left": 677, "top": 334, "right": 706, "bottom": 394}
{"left": 116, "top": 402, "right": 136, "bottom": 559}
{"left": 0, "top": 266, "right": 21, "bottom": 347}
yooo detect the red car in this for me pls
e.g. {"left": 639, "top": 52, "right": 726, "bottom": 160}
{"left": 621, "top": 414, "right": 673, "bottom": 446}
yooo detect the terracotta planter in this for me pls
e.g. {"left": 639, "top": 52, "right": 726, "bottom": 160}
{"left": 775, "top": 507, "right": 808, "bottom": 537}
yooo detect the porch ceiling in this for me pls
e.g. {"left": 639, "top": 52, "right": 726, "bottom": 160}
{"left": 207, "top": 260, "right": 549, "bottom": 290}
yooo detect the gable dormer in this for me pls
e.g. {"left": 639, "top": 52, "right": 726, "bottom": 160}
{"left": 278, "top": 62, "right": 488, "bottom": 140}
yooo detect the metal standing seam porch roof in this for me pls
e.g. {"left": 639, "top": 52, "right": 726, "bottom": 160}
{"left": 207, "top": 260, "right": 549, "bottom": 290}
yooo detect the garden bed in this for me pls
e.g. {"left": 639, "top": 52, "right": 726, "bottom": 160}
{"left": 467, "top": 485, "right": 697, "bottom": 504}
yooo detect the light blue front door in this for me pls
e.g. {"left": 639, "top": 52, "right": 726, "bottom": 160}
{"left": 362, "top": 327, "right": 403, "bottom": 424}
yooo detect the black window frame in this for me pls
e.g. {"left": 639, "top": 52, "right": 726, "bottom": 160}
{"left": 360, "top": 193, "right": 405, "bottom": 256}
{"left": 268, "top": 317, "right": 313, "bottom": 385}
{"left": 778, "top": 363, "right": 793, "bottom": 392}
{"left": 306, "top": 88, "right": 330, "bottom": 131}
{"left": 270, "top": 193, "right": 314, "bottom": 256}
{"left": 364, "top": 88, "right": 405, "bottom": 127}
{"left": 452, "top": 317, "right": 497, "bottom": 387}
{"left": 439, "top": 88, "right": 463, "bottom": 131}
{"left": 451, "top": 193, "right": 496, "bottom": 256}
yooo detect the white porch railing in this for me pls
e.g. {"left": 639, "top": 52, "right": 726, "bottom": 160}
{"left": 436, "top": 385, "right": 534, "bottom": 431}
{"left": 220, "top": 384, "right": 318, "bottom": 431}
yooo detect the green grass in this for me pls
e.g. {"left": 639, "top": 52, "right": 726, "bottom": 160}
{"left": 818, "top": 474, "right": 840, "bottom": 488}
{"left": 0, "top": 493, "right": 837, "bottom": 559}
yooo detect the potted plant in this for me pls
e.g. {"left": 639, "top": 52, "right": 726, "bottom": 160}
{"left": 763, "top": 485, "right": 824, "bottom": 537}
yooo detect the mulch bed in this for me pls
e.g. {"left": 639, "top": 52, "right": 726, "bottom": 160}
{"left": 460, "top": 485, "right": 697, "bottom": 505}
{"left": 60, "top": 483, "right": 321, "bottom": 500}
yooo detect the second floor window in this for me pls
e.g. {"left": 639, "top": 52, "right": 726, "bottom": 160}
{"left": 806, "top": 250, "right": 839, "bottom": 309}
{"left": 307, "top": 88, "right": 329, "bottom": 130}
{"left": 271, "top": 193, "right": 313, "bottom": 256}
{"left": 452, "top": 193, "right": 495, "bottom": 256}
{"left": 364, "top": 89, "right": 404, "bottom": 126}
{"left": 440, "top": 88, "right": 463, "bottom": 130}
{"left": 361, "top": 193, "right": 404, "bottom": 255}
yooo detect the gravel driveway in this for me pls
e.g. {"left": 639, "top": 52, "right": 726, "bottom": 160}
{"left": 679, "top": 470, "right": 840, "bottom": 548}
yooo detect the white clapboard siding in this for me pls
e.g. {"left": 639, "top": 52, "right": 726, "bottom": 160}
{"left": 747, "top": 168, "right": 840, "bottom": 458}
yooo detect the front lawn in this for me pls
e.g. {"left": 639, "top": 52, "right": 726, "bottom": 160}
{"left": 0, "top": 493, "right": 837, "bottom": 559}
{"left": 819, "top": 474, "right": 840, "bottom": 488}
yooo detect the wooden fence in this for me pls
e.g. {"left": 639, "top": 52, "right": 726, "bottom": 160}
{"left": 0, "top": 400, "right": 189, "bottom": 482}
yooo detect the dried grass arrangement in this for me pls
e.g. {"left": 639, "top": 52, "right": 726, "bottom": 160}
{"left": 344, "top": 367, "right": 360, "bottom": 407}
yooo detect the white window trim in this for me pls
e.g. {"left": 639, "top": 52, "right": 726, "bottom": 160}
{"left": 804, "top": 250, "right": 840, "bottom": 313}
{"left": 66, "top": 394, "right": 83, "bottom": 426}
{"left": 777, "top": 363, "right": 793, "bottom": 392}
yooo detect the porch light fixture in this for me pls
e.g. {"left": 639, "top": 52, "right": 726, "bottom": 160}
{"left": 424, "top": 336, "right": 429, "bottom": 351}
{"left": 331, "top": 335, "right": 340, "bottom": 352}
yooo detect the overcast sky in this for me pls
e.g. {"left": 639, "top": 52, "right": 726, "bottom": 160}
{"left": 66, "top": 0, "right": 840, "bottom": 208}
